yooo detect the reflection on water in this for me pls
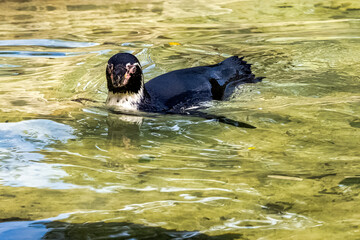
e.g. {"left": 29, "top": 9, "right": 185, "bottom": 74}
{"left": 0, "top": 120, "right": 76, "bottom": 189}
{"left": 0, "top": 0, "right": 360, "bottom": 239}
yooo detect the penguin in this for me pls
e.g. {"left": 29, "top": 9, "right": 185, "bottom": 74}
{"left": 105, "top": 53, "right": 263, "bottom": 128}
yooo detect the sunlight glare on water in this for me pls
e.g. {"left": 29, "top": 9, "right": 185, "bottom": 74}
{"left": 0, "top": 0, "right": 359, "bottom": 239}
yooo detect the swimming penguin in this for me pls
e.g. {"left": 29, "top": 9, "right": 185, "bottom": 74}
{"left": 105, "top": 53, "right": 263, "bottom": 128}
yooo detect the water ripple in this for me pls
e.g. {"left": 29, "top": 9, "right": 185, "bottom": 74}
{"left": 0, "top": 64, "right": 21, "bottom": 68}
{"left": 0, "top": 39, "right": 99, "bottom": 48}
{"left": 0, "top": 49, "right": 110, "bottom": 58}
{"left": 207, "top": 213, "right": 323, "bottom": 231}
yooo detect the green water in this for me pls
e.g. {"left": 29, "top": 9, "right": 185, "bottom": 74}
{"left": 0, "top": 0, "right": 359, "bottom": 239}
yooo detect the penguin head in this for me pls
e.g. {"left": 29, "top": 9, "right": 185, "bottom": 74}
{"left": 106, "top": 53, "right": 143, "bottom": 94}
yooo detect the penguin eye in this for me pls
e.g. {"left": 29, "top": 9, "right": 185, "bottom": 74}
{"left": 125, "top": 63, "right": 139, "bottom": 75}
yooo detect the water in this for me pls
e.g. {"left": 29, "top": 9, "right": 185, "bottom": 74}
{"left": 0, "top": 0, "right": 359, "bottom": 239}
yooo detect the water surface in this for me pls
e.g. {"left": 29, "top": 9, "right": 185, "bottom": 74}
{"left": 0, "top": 0, "right": 359, "bottom": 239}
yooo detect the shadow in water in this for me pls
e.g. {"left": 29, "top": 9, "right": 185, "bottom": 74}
{"left": 0, "top": 218, "right": 243, "bottom": 240}
{"left": 43, "top": 221, "right": 242, "bottom": 240}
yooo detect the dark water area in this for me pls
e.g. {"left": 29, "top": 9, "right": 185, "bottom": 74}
{"left": 0, "top": 0, "right": 359, "bottom": 239}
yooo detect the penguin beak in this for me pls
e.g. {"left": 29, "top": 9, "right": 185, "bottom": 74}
{"left": 107, "top": 63, "right": 135, "bottom": 88}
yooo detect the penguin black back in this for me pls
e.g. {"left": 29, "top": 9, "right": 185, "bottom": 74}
{"left": 144, "top": 56, "right": 262, "bottom": 112}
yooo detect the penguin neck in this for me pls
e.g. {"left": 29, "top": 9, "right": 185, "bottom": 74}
{"left": 106, "top": 86, "right": 147, "bottom": 112}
